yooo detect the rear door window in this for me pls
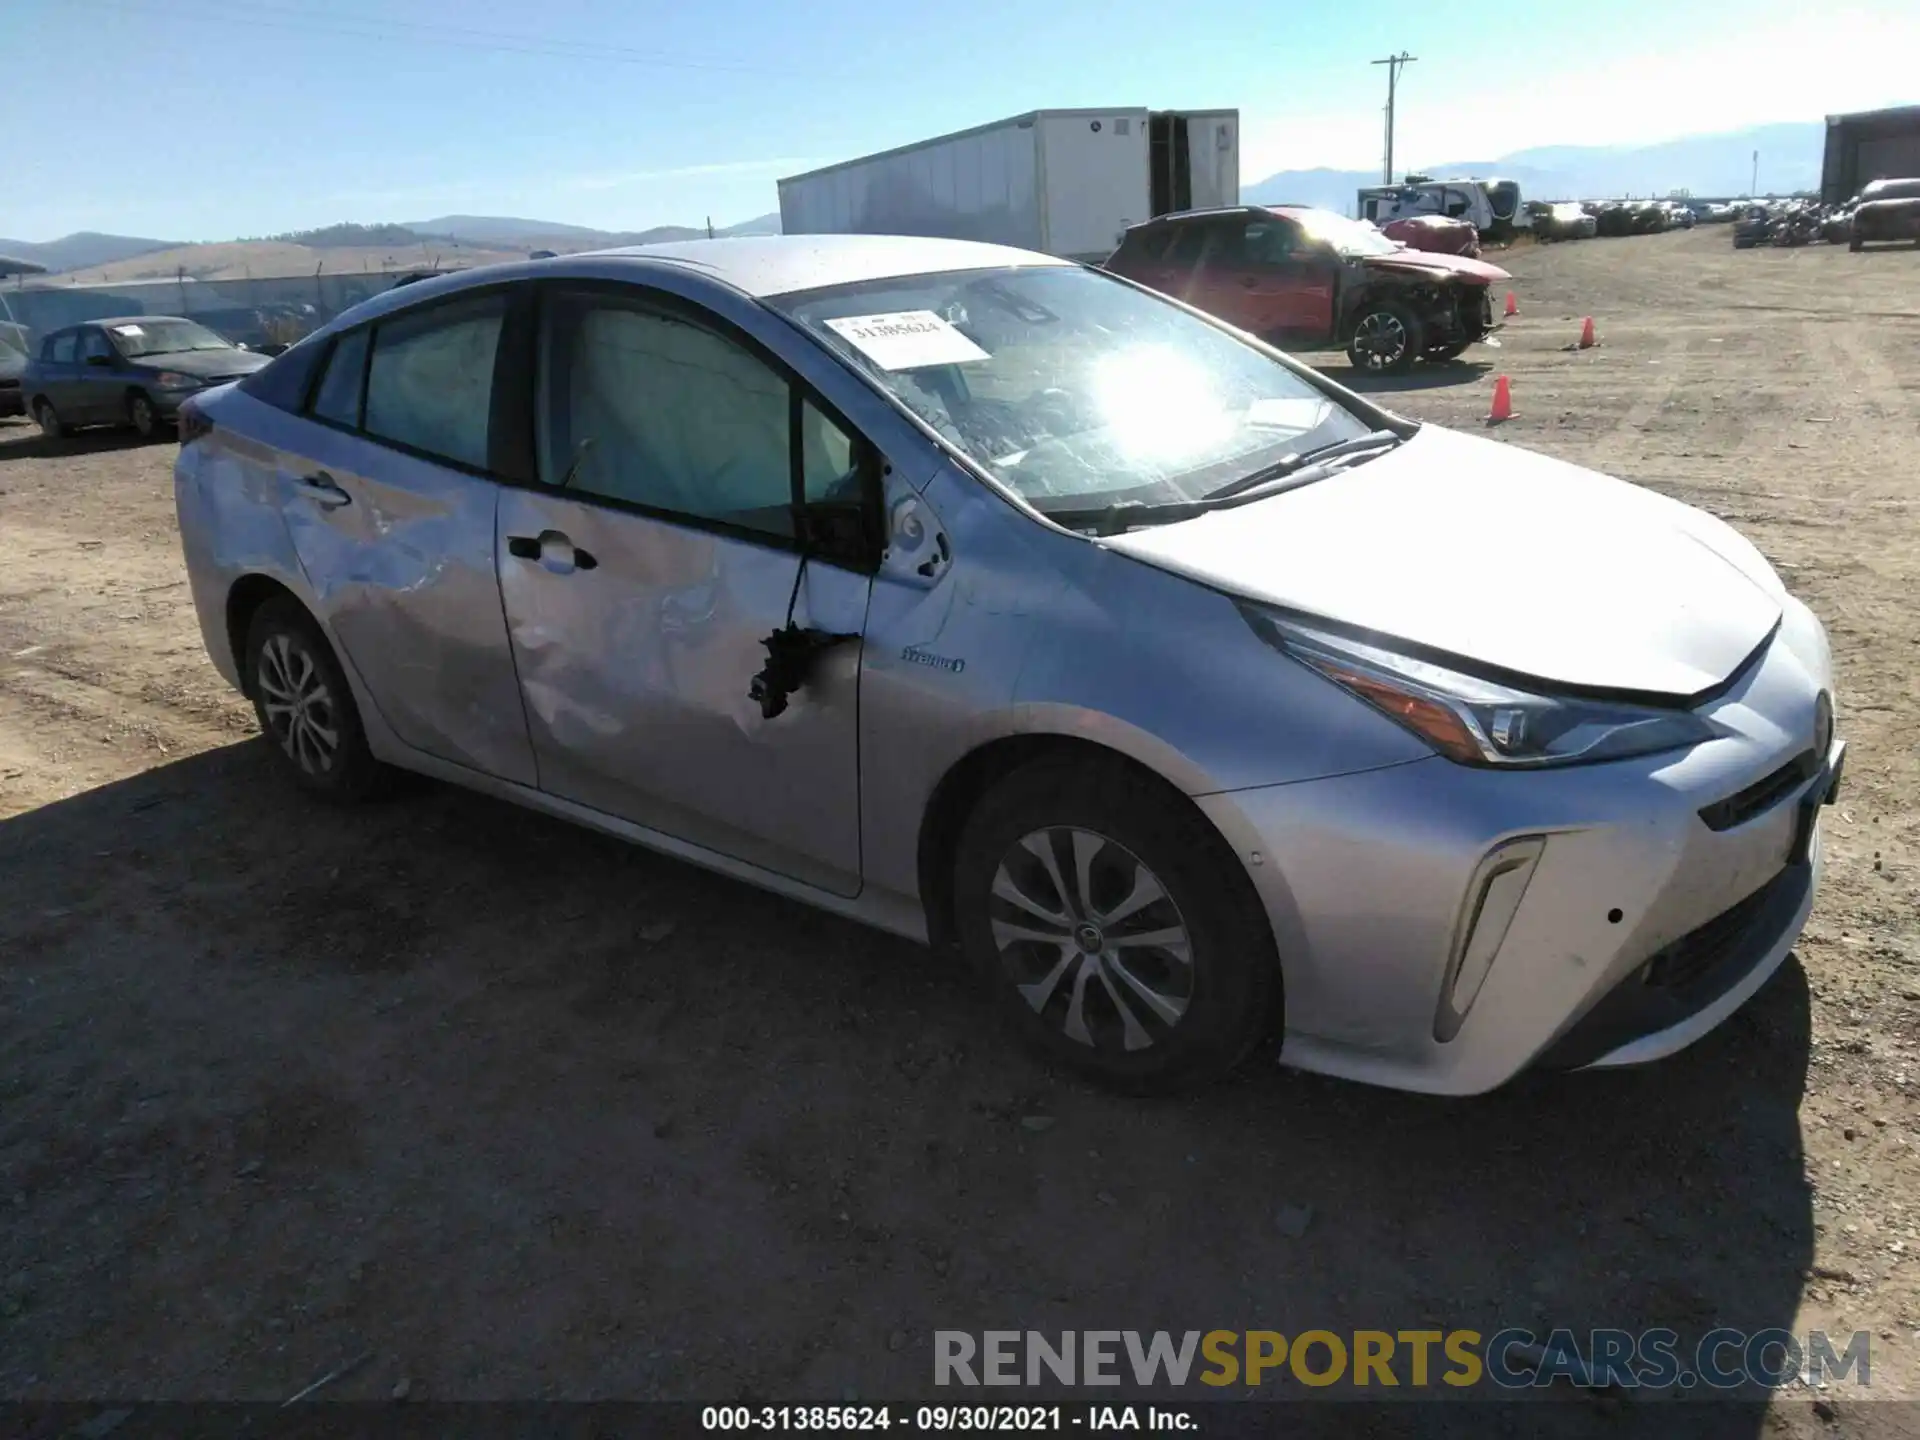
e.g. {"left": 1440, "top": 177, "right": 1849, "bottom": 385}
{"left": 1163, "top": 224, "right": 1212, "bottom": 268}
{"left": 48, "top": 333, "right": 78, "bottom": 364}
{"left": 362, "top": 294, "right": 508, "bottom": 471}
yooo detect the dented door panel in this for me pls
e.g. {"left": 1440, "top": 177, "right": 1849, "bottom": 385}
{"left": 497, "top": 488, "right": 867, "bottom": 897}
{"left": 277, "top": 418, "right": 537, "bottom": 785}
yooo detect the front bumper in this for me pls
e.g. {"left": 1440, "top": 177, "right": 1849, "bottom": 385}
{"left": 1197, "top": 598, "right": 1838, "bottom": 1095}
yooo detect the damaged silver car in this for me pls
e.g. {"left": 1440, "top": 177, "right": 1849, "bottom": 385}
{"left": 174, "top": 236, "right": 1843, "bottom": 1096}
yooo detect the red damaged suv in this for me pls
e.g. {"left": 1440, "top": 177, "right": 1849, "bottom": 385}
{"left": 1105, "top": 205, "right": 1510, "bottom": 375}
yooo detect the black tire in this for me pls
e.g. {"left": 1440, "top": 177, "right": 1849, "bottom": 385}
{"left": 1346, "top": 302, "right": 1422, "bottom": 376}
{"left": 952, "top": 756, "right": 1280, "bottom": 1095}
{"left": 32, "top": 398, "right": 69, "bottom": 439}
{"left": 1848, "top": 236, "right": 1863, "bottom": 253}
{"left": 126, "top": 390, "right": 160, "bottom": 440}
{"left": 1423, "top": 341, "right": 1472, "bottom": 362}
{"left": 243, "top": 597, "right": 387, "bottom": 801}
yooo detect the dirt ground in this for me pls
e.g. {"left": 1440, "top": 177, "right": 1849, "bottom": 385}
{"left": 2, "top": 227, "right": 1918, "bottom": 1430}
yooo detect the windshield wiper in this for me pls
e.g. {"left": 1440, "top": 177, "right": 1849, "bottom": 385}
{"left": 1044, "top": 429, "right": 1405, "bottom": 537}
{"left": 1045, "top": 497, "right": 1211, "bottom": 537}
{"left": 1200, "top": 429, "right": 1403, "bottom": 503}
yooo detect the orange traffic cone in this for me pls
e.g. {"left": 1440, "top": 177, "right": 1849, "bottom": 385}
{"left": 1488, "top": 375, "right": 1514, "bottom": 423}
{"left": 1504, "top": 291, "right": 1519, "bottom": 318}
{"left": 1578, "top": 316, "right": 1597, "bottom": 348}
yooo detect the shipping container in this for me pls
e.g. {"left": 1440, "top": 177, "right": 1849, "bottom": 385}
{"left": 778, "top": 108, "right": 1238, "bottom": 261}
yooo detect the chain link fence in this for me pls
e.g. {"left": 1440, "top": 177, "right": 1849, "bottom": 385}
{"left": 0, "top": 268, "right": 459, "bottom": 351}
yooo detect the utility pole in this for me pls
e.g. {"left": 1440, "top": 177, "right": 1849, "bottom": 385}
{"left": 1750, "top": 150, "right": 1759, "bottom": 197}
{"left": 1371, "top": 51, "right": 1418, "bottom": 185}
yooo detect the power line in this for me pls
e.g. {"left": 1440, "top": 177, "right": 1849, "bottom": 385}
{"left": 70, "top": 0, "right": 805, "bottom": 76}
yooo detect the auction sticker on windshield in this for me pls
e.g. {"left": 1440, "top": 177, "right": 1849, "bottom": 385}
{"left": 824, "top": 311, "right": 990, "bottom": 370}
{"left": 113, "top": 325, "right": 145, "bottom": 337}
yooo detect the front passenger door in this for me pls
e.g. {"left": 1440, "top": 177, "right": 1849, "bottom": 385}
{"left": 496, "top": 286, "right": 873, "bottom": 897}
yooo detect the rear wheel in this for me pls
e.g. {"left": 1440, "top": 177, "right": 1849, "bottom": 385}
{"left": 32, "top": 398, "right": 69, "bottom": 438}
{"left": 127, "top": 390, "right": 160, "bottom": 439}
{"left": 952, "top": 757, "right": 1280, "bottom": 1094}
{"left": 243, "top": 597, "right": 386, "bottom": 801}
{"left": 1848, "top": 236, "right": 1864, "bottom": 253}
{"left": 1347, "top": 302, "right": 1422, "bottom": 375}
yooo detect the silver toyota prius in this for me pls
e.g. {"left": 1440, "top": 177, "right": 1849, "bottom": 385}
{"left": 172, "top": 235, "right": 1844, "bottom": 1096}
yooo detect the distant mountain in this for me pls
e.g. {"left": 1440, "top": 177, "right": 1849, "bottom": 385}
{"left": 401, "top": 211, "right": 782, "bottom": 250}
{"left": 0, "top": 232, "right": 177, "bottom": 273}
{"left": 1243, "top": 122, "right": 1826, "bottom": 213}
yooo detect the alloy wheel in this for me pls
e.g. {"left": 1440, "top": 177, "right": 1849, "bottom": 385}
{"left": 1355, "top": 312, "right": 1410, "bottom": 371}
{"left": 257, "top": 632, "right": 339, "bottom": 776}
{"left": 987, "top": 827, "right": 1193, "bottom": 1053}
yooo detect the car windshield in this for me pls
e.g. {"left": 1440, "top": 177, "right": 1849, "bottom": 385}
{"left": 1288, "top": 209, "right": 1402, "bottom": 257}
{"left": 772, "top": 265, "right": 1375, "bottom": 512}
{"left": 106, "top": 318, "right": 233, "bottom": 357}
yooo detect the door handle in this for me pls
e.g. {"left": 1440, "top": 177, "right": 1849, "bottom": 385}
{"left": 507, "top": 531, "right": 597, "bottom": 572}
{"left": 290, "top": 471, "right": 351, "bottom": 509}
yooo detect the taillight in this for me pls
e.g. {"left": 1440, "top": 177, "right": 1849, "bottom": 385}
{"left": 179, "top": 399, "right": 215, "bottom": 445}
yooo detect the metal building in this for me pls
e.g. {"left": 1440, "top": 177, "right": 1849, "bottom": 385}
{"left": 1821, "top": 105, "right": 1920, "bottom": 205}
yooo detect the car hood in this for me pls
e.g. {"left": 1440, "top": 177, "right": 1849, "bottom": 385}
{"left": 1363, "top": 250, "right": 1510, "bottom": 283}
{"left": 129, "top": 348, "right": 270, "bottom": 378}
{"left": 1102, "top": 425, "right": 1783, "bottom": 699}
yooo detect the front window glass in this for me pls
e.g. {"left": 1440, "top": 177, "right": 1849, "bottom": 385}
{"left": 772, "top": 265, "right": 1370, "bottom": 512}
{"left": 107, "top": 318, "right": 232, "bottom": 357}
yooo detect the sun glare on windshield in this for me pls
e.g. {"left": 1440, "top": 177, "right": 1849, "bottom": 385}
{"left": 1091, "top": 345, "right": 1237, "bottom": 466}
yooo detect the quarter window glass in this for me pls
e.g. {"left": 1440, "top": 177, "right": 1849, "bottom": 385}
{"left": 537, "top": 295, "right": 796, "bottom": 538}
{"left": 364, "top": 296, "right": 505, "bottom": 469}
{"left": 801, "top": 398, "right": 859, "bottom": 506}
{"left": 309, "top": 329, "right": 369, "bottom": 428}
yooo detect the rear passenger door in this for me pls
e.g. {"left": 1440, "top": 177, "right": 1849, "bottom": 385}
{"left": 275, "top": 289, "right": 538, "bottom": 785}
{"left": 39, "top": 330, "right": 80, "bottom": 414}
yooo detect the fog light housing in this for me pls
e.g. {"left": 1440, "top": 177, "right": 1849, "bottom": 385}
{"left": 1434, "top": 836, "right": 1545, "bottom": 1042}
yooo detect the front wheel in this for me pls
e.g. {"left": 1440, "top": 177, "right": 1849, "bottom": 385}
{"left": 952, "top": 757, "right": 1280, "bottom": 1094}
{"left": 244, "top": 597, "right": 387, "bottom": 801}
{"left": 1347, "top": 303, "right": 1422, "bottom": 375}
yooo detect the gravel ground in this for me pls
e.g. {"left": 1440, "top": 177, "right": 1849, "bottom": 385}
{"left": 1, "top": 226, "right": 1917, "bottom": 1432}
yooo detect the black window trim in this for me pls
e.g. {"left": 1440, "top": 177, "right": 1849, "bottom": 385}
{"left": 510, "top": 277, "right": 885, "bottom": 573}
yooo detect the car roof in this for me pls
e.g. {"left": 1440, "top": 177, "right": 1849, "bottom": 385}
{"left": 88, "top": 316, "right": 195, "bottom": 330}
{"left": 315, "top": 234, "right": 1074, "bottom": 335}
{"left": 579, "top": 234, "right": 1070, "bottom": 296}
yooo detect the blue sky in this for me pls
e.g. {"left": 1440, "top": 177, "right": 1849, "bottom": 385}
{"left": 6, "top": 0, "right": 1916, "bottom": 241}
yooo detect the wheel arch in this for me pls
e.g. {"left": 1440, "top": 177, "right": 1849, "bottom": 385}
{"left": 225, "top": 572, "right": 306, "bottom": 699}
{"left": 914, "top": 731, "right": 1276, "bottom": 972}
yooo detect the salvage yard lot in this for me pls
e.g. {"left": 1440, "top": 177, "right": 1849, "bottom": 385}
{"left": 2, "top": 228, "right": 1918, "bottom": 1426}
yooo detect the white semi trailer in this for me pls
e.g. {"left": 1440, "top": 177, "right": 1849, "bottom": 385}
{"left": 778, "top": 108, "right": 1239, "bottom": 262}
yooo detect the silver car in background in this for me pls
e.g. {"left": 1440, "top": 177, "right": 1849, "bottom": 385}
{"left": 173, "top": 236, "right": 1844, "bottom": 1096}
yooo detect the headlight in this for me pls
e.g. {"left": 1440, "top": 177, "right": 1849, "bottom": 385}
{"left": 155, "top": 371, "right": 202, "bottom": 389}
{"left": 1257, "top": 613, "right": 1718, "bottom": 768}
